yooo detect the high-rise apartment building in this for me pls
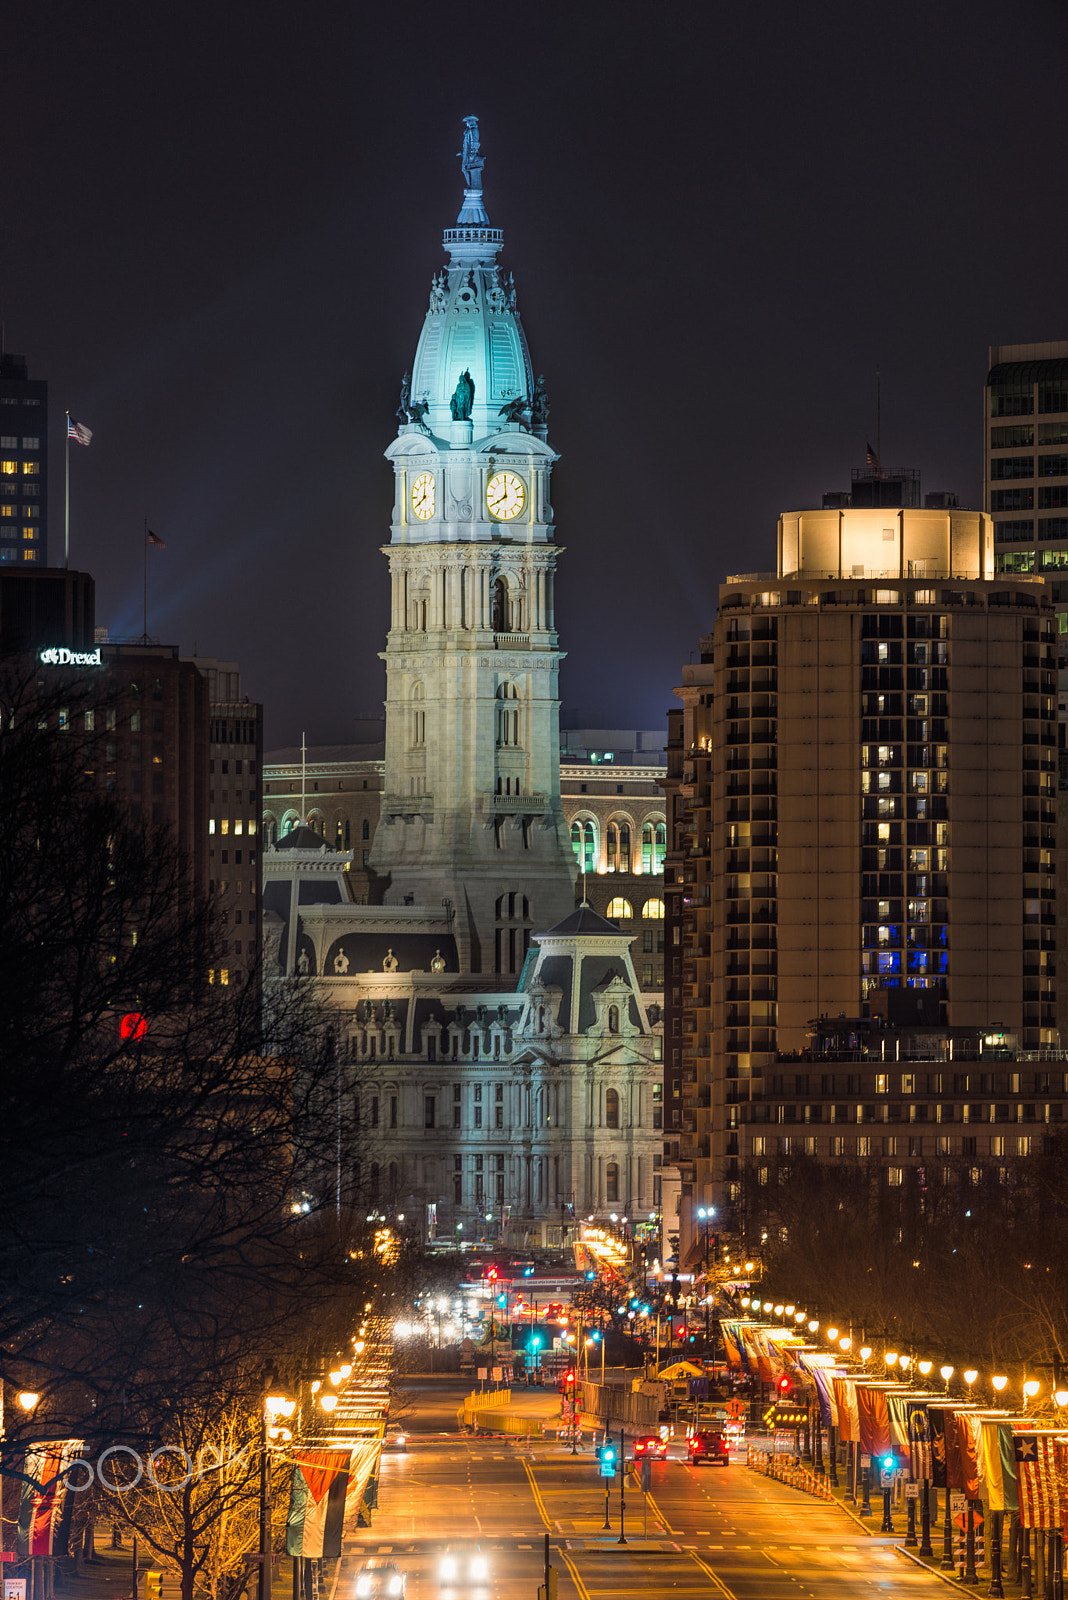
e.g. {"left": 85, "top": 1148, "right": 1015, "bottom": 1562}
{"left": 984, "top": 342, "right": 1068, "bottom": 618}
{"left": 664, "top": 505, "right": 1058, "bottom": 1248}
{"left": 189, "top": 658, "right": 264, "bottom": 989}
{"left": 0, "top": 352, "right": 48, "bottom": 565}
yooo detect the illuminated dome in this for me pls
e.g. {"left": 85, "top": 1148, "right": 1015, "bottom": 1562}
{"left": 408, "top": 139, "right": 534, "bottom": 439}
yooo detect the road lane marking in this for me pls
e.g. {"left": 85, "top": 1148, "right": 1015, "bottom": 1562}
{"left": 558, "top": 1551, "right": 592, "bottom": 1600}
{"left": 689, "top": 1552, "right": 739, "bottom": 1598}
{"left": 643, "top": 1490, "right": 675, "bottom": 1534}
{"left": 523, "top": 1459, "right": 552, "bottom": 1530}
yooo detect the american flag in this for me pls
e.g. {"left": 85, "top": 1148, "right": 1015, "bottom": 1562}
{"left": 866, "top": 440, "right": 881, "bottom": 472}
{"left": 909, "top": 1408, "right": 932, "bottom": 1481}
{"left": 67, "top": 417, "right": 92, "bottom": 447}
{"left": 147, "top": 530, "right": 166, "bottom": 548}
{"left": 1014, "top": 1433, "right": 1062, "bottom": 1529}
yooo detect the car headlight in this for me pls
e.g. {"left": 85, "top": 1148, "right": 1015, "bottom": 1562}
{"left": 470, "top": 1556, "right": 488, "bottom": 1579}
{"left": 356, "top": 1580, "right": 371, "bottom": 1597}
{"left": 389, "top": 1580, "right": 402, "bottom": 1595}
{"left": 440, "top": 1556, "right": 457, "bottom": 1579}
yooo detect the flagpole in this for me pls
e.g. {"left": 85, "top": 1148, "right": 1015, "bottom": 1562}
{"left": 143, "top": 519, "right": 148, "bottom": 642}
{"left": 876, "top": 367, "right": 882, "bottom": 478}
{"left": 65, "top": 412, "right": 71, "bottom": 568}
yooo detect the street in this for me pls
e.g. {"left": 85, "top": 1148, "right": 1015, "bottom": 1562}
{"left": 341, "top": 1379, "right": 962, "bottom": 1599}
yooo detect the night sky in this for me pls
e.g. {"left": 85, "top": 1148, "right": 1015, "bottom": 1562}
{"left": 4, "top": 2, "right": 1065, "bottom": 748}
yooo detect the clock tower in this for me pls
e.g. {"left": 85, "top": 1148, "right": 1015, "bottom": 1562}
{"left": 370, "top": 119, "right": 576, "bottom": 974}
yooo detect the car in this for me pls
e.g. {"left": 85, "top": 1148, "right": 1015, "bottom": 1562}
{"left": 355, "top": 1560, "right": 406, "bottom": 1597}
{"left": 632, "top": 1434, "right": 668, "bottom": 1458}
{"left": 688, "top": 1429, "right": 730, "bottom": 1466}
{"left": 439, "top": 1546, "right": 490, "bottom": 1588}
{"left": 382, "top": 1422, "right": 408, "bottom": 1452}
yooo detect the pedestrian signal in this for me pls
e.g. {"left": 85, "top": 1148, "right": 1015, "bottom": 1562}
{"left": 599, "top": 1441, "right": 617, "bottom": 1478}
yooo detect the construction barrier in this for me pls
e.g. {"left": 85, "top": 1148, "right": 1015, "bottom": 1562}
{"left": 746, "top": 1444, "right": 833, "bottom": 1500}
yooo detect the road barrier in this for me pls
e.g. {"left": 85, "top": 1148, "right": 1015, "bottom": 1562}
{"left": 747, "top": 1444, "right": 832, "bottom": 1500}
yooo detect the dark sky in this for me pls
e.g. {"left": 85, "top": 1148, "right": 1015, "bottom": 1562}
{"left": 3, "top": 1, "right": 1066, "bottom": 749}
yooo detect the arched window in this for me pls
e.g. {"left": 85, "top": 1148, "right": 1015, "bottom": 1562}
{"left": 344, "top": 819, "right": 351, "bottom": 849}
{"left": 606, "top": 1162, "right": 619, "bottom": 1203}
{"left": 306, "top": 809, "right": 325, "bottom": 838}
{"left": 492, "top": 577, "right": 509, "bottom": 631}
{"left": 388, "top": 1160, "right": 399, "bottom": 1194}
{"left": 608, "top": 821, "right": 632, "bottom": 873}
{"left": 263, "top": 814, "right": 278, "bottom": 847}
{"left": 606, "top": 1086, "right": 620, "bottom": 1124}
{"left": 641, "top": 819, "right": 667, "bottom": 873}
{"left": 570, "top": 819, "right": 596, "bottom": 875}
{"left": 335, "top": 820, "right": 344, "bottom": 849}
{"left": 496, "top": 680, "right": 520, "bottom": 746}
{"left": 606, "top": 896, "right": 633, "bottom": 921}
{"left": 280, "top": 810, "right": 300, "bottom": 838}
{"left": 608, "top": 1004, "right": 621, "bottom": 1035}
{"left": 642, "top": 897, "right": 665, "bottom": 920}
{"left": 410, "top": 682, "right": 426, "bottom": 747}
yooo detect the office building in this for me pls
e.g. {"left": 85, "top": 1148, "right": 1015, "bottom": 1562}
{"left": 0, "top": 565, "right": 94, "bottom": 653}
{"left": 983, "top": 342, "right": 1068, "bottom": 620}
{"left": 0, "top": 352, "right": 48, "bottom": 565}
{"left": 663, "top": 504, "right": 1058, "bottom": 1256}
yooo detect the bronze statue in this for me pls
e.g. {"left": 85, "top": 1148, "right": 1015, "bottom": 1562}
{"left": 498, "top": 395, "right": 529, "bottom": 427}
{"left": 450, "top": 369, "right": 475, "bottom": 421}
{"left": 532, "top": 375, "right": 550, "bottom": 428}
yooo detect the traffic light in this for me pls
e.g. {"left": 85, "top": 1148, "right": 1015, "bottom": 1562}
{"left": 144, "top": 1573, "right": 162, "bottom": 1600}
{"left": 564, "top": 1367, "right": 577, "bottom": 1387}
{"left": 599, "top": 1440, "right": 618, "bottom": 1478}
{"left": 777, "top": 1374, "right": 792, "bottom": 1397}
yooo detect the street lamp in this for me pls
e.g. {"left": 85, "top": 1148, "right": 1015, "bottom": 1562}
{"left": 940, "top": 1364, "right": 954, "bottom": 1390}
{"left": 860, "top": 1346, "right": 873, "bottom": 1364}
{"left": 918, "top": 1360, "right": 932, "bottom": 1377}
{"left": 17, "top": 1392, "right": 40, "bottom": 1410}
{"left": 992, "top": 1375, "right": 1008, "bottom": 1393}
{"left": 319, "top": 1393, "right": 338, "bottom": 1412}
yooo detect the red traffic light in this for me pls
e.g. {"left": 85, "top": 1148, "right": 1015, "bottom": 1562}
{"left": 565, "top": 1369, "right": 576, "bottom": 1385}
{"left": 120, "top": 1012, "right": 147, "bottom": 1042}
{"left": 777, "top": 1374, "right": 791, "bottom": 1394}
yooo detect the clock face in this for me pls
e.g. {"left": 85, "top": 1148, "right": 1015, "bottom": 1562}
{"left": 411, "top": 472, "right": 435, "bottom": 520}
{"left": 487, "top": 470, "right": 525, "bottom": 521}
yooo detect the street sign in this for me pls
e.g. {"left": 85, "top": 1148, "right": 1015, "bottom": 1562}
{"left": 951, "top": 1493, "right": 966, "bottom": 1517}
{"left": 491, "top": 1367, "right": 503, "bottom": 1382}
{"left": 5, "top": 1582, "right": 27, "bottom": 1600}
{"left": 640, "top": 1457, "right": 652, "bottom": 1493}
{"left": 906, "top": 1482, "right": 919, "bottom": 1500}
{"left": 860, "top": 1453, "right": 871, "bottom": 1469}
{"left": 477, "top": 1367, "right": 488, "bottom": 1380}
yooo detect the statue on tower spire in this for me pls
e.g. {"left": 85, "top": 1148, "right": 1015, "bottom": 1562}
{"left": 458, "top": 115, "right": 483, "bottom": 191}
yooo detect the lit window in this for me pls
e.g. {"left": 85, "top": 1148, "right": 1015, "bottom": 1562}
{"left": 0, "top": 461, "right": 15, "bottom": 476}
{"left": 234, "top": 819, "right": 243, "bottom": 834}
{"left": 220, "top": 969, "right": 229, "bottom": 987}
{"left": 0, "top": 506, "right": 12, "bottom": 517}
{"left": 887, "top": 1167, "right": 904, "bottom": 1186}
{"left": 641, "top": 897, "right": 665, "bottom": 920}
{"left": 209, "top": 819, "right": 215, "bottom": 835}
{"left": 606, "top": 896, "right": 633, "bottom": 920}
{"left": 23, "top": 528, "right": 38, "bottom": 540}
{"left": 875, "top": 1074, "right": 888, "bottom": 1093}
{"left": 221, "top": 819, "right": 229, "bottom": 834}
{"left": 21, "top": 461, "right": 39, "bottom": 475}
{"left": 877, "top": 822, "right": 890, "bottom": 842}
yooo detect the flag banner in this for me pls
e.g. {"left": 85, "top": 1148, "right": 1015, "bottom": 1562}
{"left": 954, "top": 1412, "right": 981, "bottom": 1500}
{"left": 980, "top": 1420, "right": 1019, "bottom": 1513}
{"left": 16, "top": 1442, "right": 85, "bottom": 1557}
{"left": 856, "top": 1386, "right": 891, "bottom": 1457}
{"left": 865, "top": 440, "right": 880, "bottom": 470}
{"left": 344, "top": 1438, "right": 383, "bottom": 1533}
{"left": 943, "top": 1408, "right": 969, "bottom": 1493}
{"left": 719, "top": 1321, "right": 744, "bottom": 1373}
{"left": 832, "top": 1378, "right": 858, "bottom": 1443}
{"left": 887, "top": 1393, "right": 912, "bottom": 1456}
{"left": 1015, "top": 1432, "right": 1062, "bottom": 1530}
{"left": 909, "top": 1403, "right": 933, "bottom": 1481}
{"left": 148, "top": 530, "right": 167, "bottom": 548}
{"left": 285, "top": 1449, "right": 352, "bottom": 1558}
{"left": 928, "top": 1407, "right": 947, "bottom": 1488}
{"left": 67, "top": 417, "right": 92, "bottom": 446}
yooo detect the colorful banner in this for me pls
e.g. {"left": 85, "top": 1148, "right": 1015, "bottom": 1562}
{"left": 285, "top": 1449, "right": 352, "bottom": 1559}
{"left": 16, "top": 1442, "right": 85, "bottom": 1558}
{"left": 909, "top": 1402, "right": 933, "bottom": 1481}
{"left": 856, "top": 1386, "right": 892, "bottom": 1457}
{"left": 928, "top": 1407, "right": 947, "bottom": 1488}
{"left": 980, "top": 1421, "right": 1018, "bottom": 1513}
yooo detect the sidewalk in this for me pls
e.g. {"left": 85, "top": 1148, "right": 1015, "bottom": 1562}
{"left": 55, "top": 1543, "right": 145, "bottom": 1600}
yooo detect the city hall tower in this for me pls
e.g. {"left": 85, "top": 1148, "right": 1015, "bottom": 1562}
{"left": 370, "top": 119, "right": 575, "bottom": 973}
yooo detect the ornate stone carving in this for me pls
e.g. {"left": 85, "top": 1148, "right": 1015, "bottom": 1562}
{"left": 498, "top": 395, "right": 530, "bottom": 428}
{"left": 429, "top": 273, "right": 447, "bottom": 314}
{"left": 532, "top": 374, "right": 549, "bottom": 428}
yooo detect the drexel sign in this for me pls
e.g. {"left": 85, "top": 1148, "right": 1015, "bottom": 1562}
{"left": 39, "top": 646, "right": 103, "bottom": 668}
